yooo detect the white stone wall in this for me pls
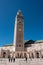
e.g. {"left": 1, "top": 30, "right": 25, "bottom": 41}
{"left": 0, "top": 46, "right": 15, "bottom": 52}
{"left": 27, "top": 43, "right": 43, "bottom": 52}
{"left": 26, "top": 42, "right": 43, "bottom": 58}
{"left": 0, "top": 42, "right": 43, "bottom": 58}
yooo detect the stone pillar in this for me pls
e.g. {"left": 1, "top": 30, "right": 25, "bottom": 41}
{"left": 28, "top": 53, "right": 29, "bottom": 58}
{"left": 13, "top": 52, "right": 15, "bottom": 58}
{"left": 29, "top": 52, "right": 32, "bottom": 58}
{"left": 33, "top": 51, "right": 36, "bottom": 58}
{"left": 39, "top": 51, "right": 41, "bottom": 58}
{"left": 23, "top": 52, "right": 24, "bottom": 58}
{"left": 27, "top": 52, "right": 29, "bottom": 58}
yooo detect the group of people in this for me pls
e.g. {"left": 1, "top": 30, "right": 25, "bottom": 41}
{"left": 8, "top": 55, "right": 15, "bottom": 62}
{"left": 8, "top": 55, "right": 27, "bottom": 62}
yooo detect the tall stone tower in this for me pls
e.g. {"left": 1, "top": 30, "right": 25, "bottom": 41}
{"left": 14, "top": 10, "right": 24, "bottom": 52}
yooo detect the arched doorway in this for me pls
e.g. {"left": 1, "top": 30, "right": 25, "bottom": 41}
{"left": 31, "top": 53, "right": 34, "bottom": 58}
{"left": 17, "top": 53, "right": 19, "bottom": 58}
{"left": 3, "top": 52, "right": 6, "bottom": 58}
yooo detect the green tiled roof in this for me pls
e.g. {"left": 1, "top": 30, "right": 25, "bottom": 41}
{"left": 24, "top": 40, "right": 35, "bottom": 44}
{"left": 3, "top": 44, "right": 13, "bottom": 47}
{"left": 36, "top": 40, "right": 43, "bottom": 43}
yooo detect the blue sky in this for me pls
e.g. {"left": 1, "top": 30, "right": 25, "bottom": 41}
{"left": 0, "top": 0, "right": 43, "bottom": 46}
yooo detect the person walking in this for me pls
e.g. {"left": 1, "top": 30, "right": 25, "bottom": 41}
{"left": 8, "top": 55, "right": 10, "bottom": 62}
{"left": 25, "top": 56, "right": 27, "bottom": 62}
{"left": 13, "top": 57, "right": 15, "bottom": 62}
{"left": 13, "top": 54, "right": 15, "bottom": 62}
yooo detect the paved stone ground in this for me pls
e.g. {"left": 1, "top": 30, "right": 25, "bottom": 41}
{"left": 0, "top": 58, "right": 43, "bottom": 65}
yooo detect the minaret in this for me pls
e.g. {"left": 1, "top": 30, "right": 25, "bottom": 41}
{"left": 14, "top": 10, "right": 24, "bottom": 51}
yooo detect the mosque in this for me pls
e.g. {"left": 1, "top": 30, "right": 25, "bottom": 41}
{"left": 0, "top": 10, "right": 43, "bottom": 58}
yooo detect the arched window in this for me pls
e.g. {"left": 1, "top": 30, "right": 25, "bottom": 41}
{"left": 24, "top": 53, "right": 26, "bottom": 58}
{"left": 36, "top": 52, "right": 39, "bottom": 58}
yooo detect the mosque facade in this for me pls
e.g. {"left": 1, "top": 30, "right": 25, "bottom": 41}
{"left": 0, "top": 10, "right": 43, "bottom": 58}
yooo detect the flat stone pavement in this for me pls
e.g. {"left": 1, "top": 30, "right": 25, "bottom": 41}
{"left": 0, "top": 58, "right": 43, "bottom": 65}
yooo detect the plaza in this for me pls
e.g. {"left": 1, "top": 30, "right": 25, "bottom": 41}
{"left": 0, "top": 58, "right": 43, "bottom": 65}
